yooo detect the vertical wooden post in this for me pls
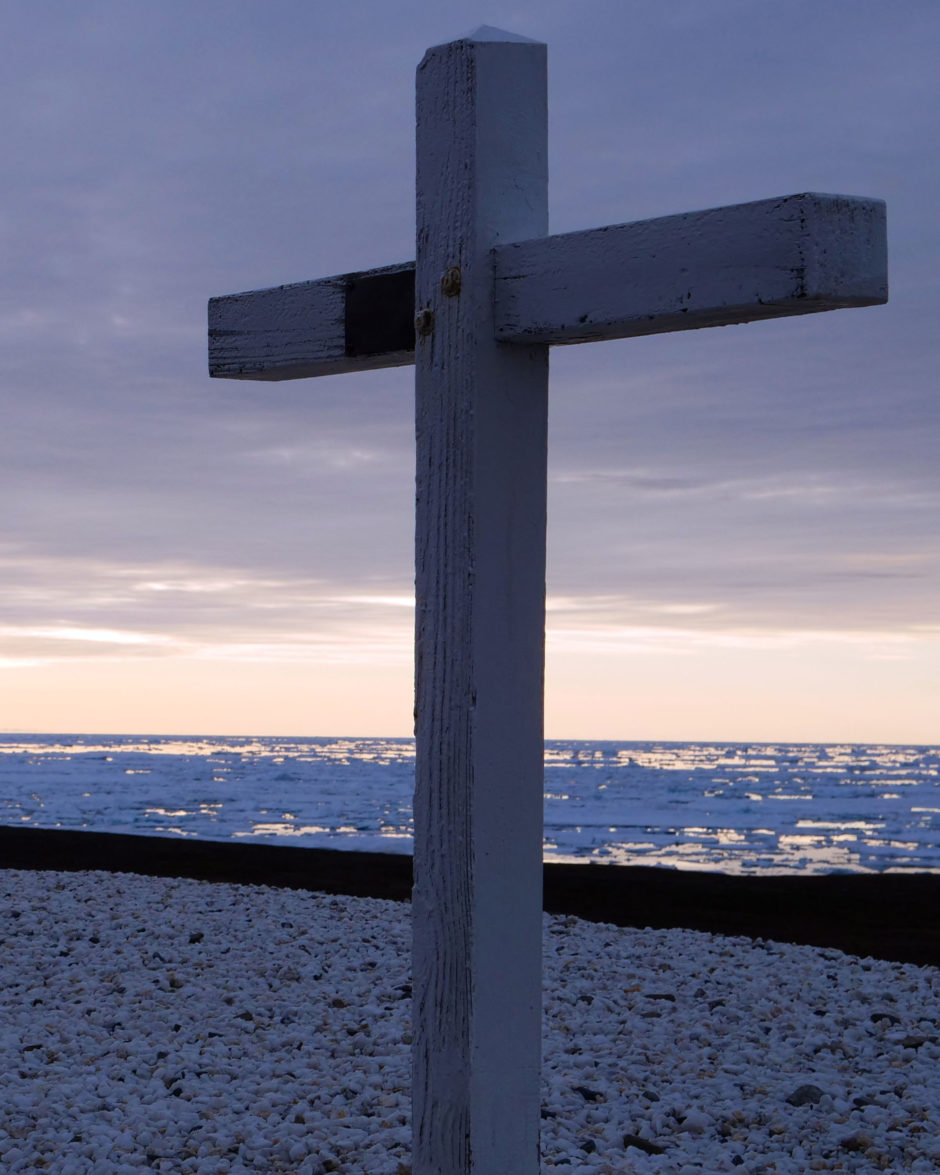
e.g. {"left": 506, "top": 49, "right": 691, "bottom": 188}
{"left": 412, "top": 28, "right": 549, "bottom": 1175}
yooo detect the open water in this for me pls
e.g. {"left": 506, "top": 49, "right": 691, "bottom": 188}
{"left": 0, "top": 734, "right": 937, "bottom": 874}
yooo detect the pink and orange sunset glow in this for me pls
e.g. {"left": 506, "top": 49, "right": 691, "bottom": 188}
{"left": 1, "top": 1, "right": 937, "bottom": 745}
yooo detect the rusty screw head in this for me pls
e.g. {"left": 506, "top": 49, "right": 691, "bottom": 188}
{"left": 440, "top": 266, "right": 462, "bottom": 297}
{"left": 414, "top": 307, "right": 435, "bottom": 337}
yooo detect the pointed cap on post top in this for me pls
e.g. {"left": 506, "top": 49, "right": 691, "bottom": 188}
{"left": 463, "top": 25, "right": 540, "bottom": 43}
{"left": 426, "top": 24, "right": 543, "bottom": 51}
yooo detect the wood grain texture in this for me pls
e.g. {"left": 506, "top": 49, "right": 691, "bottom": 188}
{"left": 208, "top": 262, "right": 415, "bottom": 380}
{"left": 494, "top": 193, "right": 888, "bottom": 345}
{"left": 412, "top": 32, "right": 548, "bottom": 1175}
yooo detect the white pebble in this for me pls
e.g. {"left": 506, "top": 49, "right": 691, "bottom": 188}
{"left": 1, "top": 868, "right": 937, "bottom": 1174}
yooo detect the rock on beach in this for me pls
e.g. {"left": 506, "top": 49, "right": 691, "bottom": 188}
{"left": 1, "top": 868, "right": 939, "bottom": 1174}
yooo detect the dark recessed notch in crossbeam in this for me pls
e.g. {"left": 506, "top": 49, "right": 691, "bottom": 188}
{"left": 345, "top": 265, "right": 416, "bottom": 362}
{"left": 208, "top": 192, "right": 886, "bottom": 381}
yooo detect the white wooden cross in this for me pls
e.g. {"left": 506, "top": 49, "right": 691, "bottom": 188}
{"left": 208, "top": 27, "right": 887, "bottom": 1175}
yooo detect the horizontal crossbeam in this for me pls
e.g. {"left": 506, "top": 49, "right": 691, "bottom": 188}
{"left": 495, "top": 192, "right": 886, "bottom": 345}
{"left": 208, "top": 192, "right": 886, "bottom": 381}
{"left": 208, "top": 262, "right": 416, "bottom": 381}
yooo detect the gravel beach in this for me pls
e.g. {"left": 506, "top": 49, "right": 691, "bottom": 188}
{"left": 2, "top": 868, "right": 938, "bottom": 1174}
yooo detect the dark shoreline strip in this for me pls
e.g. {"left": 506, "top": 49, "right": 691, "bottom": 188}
{"left": 1, "top": 826, "right": 937, "bottom": 968}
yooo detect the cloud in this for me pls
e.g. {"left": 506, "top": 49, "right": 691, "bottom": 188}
{"left": 0, "top": 625, "right": 176, "bottom": 647}
{"left": 0, "top": 0, "right": 937, "bottom": 736}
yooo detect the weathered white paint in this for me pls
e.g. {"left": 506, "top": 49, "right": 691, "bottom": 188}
{"left": 206, "top": 26, "right": 889, "bottom": 1175}
{"left": 208, "top": 194, "right": 886, "bottom": 381}
{"left": 412, "top": 30, "right": 547, "bottom": 1175}
{"left": 494, "top": 192, "right": 888, "bottom": 345}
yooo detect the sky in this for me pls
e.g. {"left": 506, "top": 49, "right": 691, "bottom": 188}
{"left": 0, "top": 0, "right": 937, "bottom": 743}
